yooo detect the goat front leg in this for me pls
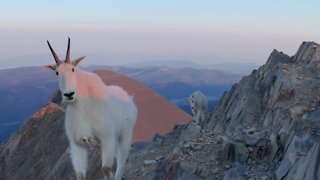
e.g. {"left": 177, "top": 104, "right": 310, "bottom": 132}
{"left": 70, "top": 144, "right": 88, "bottom": 180}
{"left": 191, "top": 109, "right": 197, "bottom": 123}
{"left": 101, "top": 139, "right": 116, "bottom": 180}
{"left": 193, "top": 110, "right": 202, "bottom": 124}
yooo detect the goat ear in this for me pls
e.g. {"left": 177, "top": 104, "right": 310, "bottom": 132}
{"left": 43, "top": 64, "right": 55, "bottom": 71}
{"left": 72, "top": 56, "right": 86, "bottom": 66}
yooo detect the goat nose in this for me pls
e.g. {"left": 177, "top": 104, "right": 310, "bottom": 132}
{"left": 63, "top": 92, "right": 75, "bottom": 98}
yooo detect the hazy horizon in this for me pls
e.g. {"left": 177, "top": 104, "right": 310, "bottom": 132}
{"left": 1, "top": 0, "right": 319, "bottom": 68}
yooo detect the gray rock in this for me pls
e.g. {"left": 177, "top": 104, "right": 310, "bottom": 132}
{"left": 275, "top": 158, "right": 291, "bottom": 180}
{"left": 144, "top": 160, "right": 157, "bottom": 165}
{"left": 223, "top": 163, "right": 247, "bottom": 180}
{"left": 275, "top": 134, "right": 320, "bottom": 180}
{"left": 177, "top": 171, "right": 201, "bottom": 180}
{"left": 245, "top": 131, "right": 263, "bottom": 146}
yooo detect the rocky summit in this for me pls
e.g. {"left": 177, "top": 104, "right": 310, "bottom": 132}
{"left": 1, "top": 41, "right": 320, "bottom": 180}
{"left": 126, "top": 41, "right": 320, "bottom": 179}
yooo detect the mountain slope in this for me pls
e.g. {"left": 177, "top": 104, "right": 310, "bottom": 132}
{"left": 123, "top": 41, "right": 320, "bottom": 179}
{"left": 202, "top": 41, "right": 320, "bottom": 179}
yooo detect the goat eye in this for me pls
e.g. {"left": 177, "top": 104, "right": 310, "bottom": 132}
{"left": 56, "top": 72, "right": 59, "bottom": 76}
{"left": 72, "top": 68, "right": 75, "bottom": 72}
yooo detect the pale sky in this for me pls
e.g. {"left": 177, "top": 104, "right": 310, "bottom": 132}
{"left": 0, "top": 0, "right": 319, "bottom": 67}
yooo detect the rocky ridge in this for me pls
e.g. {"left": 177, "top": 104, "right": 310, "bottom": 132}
{"left": 203, "top": 41, "right": 320, "bottom": 179}
{"left": 124, "top": 41, "right": 320, "bottom": 179}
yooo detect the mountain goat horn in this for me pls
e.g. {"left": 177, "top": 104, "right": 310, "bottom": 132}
{"left": 65, "top": 37, "right": 71, "bottom": 64}
{"left": 47, "top": 40, "right": 62, "bottom": 65}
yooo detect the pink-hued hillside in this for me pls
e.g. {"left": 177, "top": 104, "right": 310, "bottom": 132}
{"left": 95, "top": 70, "right": 191, "bottom": 142}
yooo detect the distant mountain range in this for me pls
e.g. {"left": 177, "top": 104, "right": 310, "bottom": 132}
{"left": 127, "top": 60, "right": 259, "bottom": 75}
{"left": 0, "top": 65, "right": 241, "bottom": 142}
{"left": 111, "top": 66, "right": 239, "bottom": 112}
{"left": 111, "top": 66, "right": 240, "bottom": 114}
{"left": 0, "top": 54, "right": 259, "bottom": 75}
{"left": 0, "top": 67, "right": 57, "bottom": 142}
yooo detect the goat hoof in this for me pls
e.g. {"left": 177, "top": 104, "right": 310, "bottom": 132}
{"left": 102, "top": 166, "right": 113, "bottom": 180}
{"left": 76, "top": 172, "right": 85, "bottom": 180}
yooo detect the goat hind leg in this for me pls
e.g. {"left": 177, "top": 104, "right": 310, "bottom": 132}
{"left": 101, "top": 141, "right": 116, "bottom": 180}
{"left": 114, "top": 135, "right": 131, "bottom": 180}
{"left": 201, "top": 110, "right": 206, "bottom": 122}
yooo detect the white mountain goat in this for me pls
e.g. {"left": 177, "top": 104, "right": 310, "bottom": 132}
{"left": 187, "top": 91, "right": 208, "bottom": 124}
{"left": 44, "top": 38, "right": 137, "bottom": 180}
